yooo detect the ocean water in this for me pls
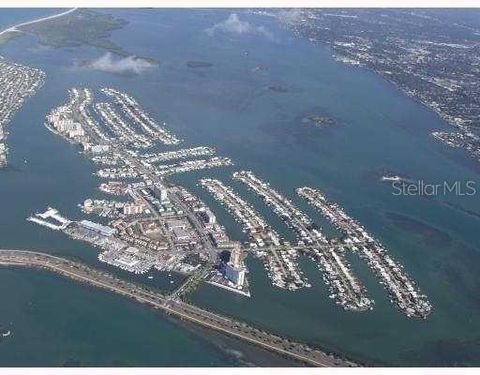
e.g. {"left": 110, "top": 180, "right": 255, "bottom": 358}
{"left": 0, "top": 9, "right": 64, "bottom": 30}
{"left": 0, "top": 268, "right": 233, "bottom": 366}
{"left": 0, "top": 9, "right": 479, "bottom": 366}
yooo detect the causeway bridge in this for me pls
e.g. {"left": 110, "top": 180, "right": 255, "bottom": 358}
{"left": 0, "top": 249, "right": 355, "bottom": 368}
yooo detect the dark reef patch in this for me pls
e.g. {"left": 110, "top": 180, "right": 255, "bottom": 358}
{"left": 186, "top": 61, "right": 214, "bottom": 68}
{"left": 385, "top": 212, "right": 452, "bottom": 248}
{"left": 401, "top": 337, "right": 480, "bottom": 366}
{"left": 258, "top": 106, "right": 341, "bottom": 153}
{"left": 267, "top": 85, "right": 289, "bottom": 93}
{"left": 440, "top": 200, "right": 480, "bottom": 221}
{"left": 434, "top": 241, "right": 480, "bottom": 310}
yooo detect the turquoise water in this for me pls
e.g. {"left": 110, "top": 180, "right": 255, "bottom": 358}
{"left": 0, "top": 9, "right": 479, "bottom": 366}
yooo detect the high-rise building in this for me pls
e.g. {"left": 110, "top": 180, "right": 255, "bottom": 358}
{"left": 196, "top": 208, "right": 216, "bottom": 225}
{"left": 204, "top": 209, "right": 216, "bottom": 225}
{"left": 123, "top": 203, "right": 145, "bottom": 215}
{"left": 229, "top": 245, "right": 242, "bottom": 267}
{"left": 152, "top": 183, "right": 169, "bottom": 204}
{"left": 225, "top": 245, "right": 246, "bottom": 288}
{"left": 225, "top": 264, "right": 245, "bottom": 288}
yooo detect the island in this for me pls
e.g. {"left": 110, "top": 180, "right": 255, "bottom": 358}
{"left": 27, "top": 85, "right": 432, "bottom": 319}
{"left": 12, "top": 8, "right": 130, "bottom": 56}
{"left": 301, "top": 115, "right": 337, "bottom": 128}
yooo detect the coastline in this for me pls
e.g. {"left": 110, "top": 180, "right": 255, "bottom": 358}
{"left": 0, "top": 8, "right": 77, "bottom": 38}
{"left": 0, "top": 249, "right": 356, "bottom": 368}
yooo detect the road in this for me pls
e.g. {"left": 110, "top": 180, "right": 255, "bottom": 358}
{"left": 0, "top": 8, "right": 78, "bottom": 38}
{"left": 168, "top": 263, "right": 213, "bottom": 301}
{"left": 168, "top": 188, "right": 218, "bottom": 255}
{"left": 0, "top": 249, "right": 354, "bottom": 368}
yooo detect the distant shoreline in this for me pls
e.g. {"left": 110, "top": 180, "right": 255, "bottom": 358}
{"left": 0, "top": 8, "right": 77, "bottom": 39}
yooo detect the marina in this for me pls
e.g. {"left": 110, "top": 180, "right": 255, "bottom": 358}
{"left": 154, "top": 157, "right": 233, "bottom": 176}
{"left": 233, "top": 171, "right": 372, "bottom": 311}
{"left": 101, "top": 87, "right": 181, "bottom": 145}
{"left": 95, "top": 102, "right": 152, "bottom": 149}
{"left": 27, "top": 207, "right": 72, "bottom": 231}
{"left": 142, "top": 146, "right": 216, "bottom": 163}
{"left": 200, "top": 178, "right": 307, "bottom": 291}
{"left": 297, "top": 187, "right": 432, "bottom": 318}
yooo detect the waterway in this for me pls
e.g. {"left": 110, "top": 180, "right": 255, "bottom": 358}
{"left": 0, "top": 9, "right": 479, "bottom": 366}
{"left": 0, "top": 9, "right": 64, "bottom": 31}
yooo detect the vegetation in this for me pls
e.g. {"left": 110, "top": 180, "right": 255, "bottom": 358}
{"left": 21, "top": 9, "right": 129, "bottom": 55}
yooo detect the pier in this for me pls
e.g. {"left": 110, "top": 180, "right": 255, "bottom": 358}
{"left": 27, "top": 207, "right": 71, "bottom": 231}
{"left": 155, "top": 157, "right": 233, "bottom": 176}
